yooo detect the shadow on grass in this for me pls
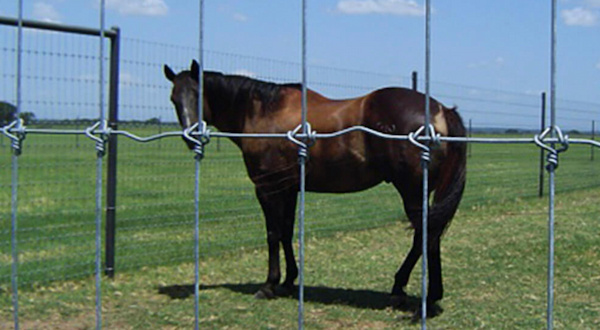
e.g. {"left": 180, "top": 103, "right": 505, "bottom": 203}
{"left": 157, "top": 282, "right": 424, "bottom": 315}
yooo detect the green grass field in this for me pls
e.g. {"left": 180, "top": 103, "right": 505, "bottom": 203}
{"left": 1, "top": 124, "right": 600, "bottom": 328}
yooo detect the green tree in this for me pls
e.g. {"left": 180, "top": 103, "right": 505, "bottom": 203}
{"left": 0, "top": 102, "right": 36, "bottom": 126}
{"left": 146, "top": 117, "right": 161, "bottom": 125}
{"left": 0, "top": 101, "right": 17, "bottom": 126}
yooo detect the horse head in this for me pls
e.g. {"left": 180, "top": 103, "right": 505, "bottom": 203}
{"left": 164, "top": 60, "right": 212, "bottom": 132}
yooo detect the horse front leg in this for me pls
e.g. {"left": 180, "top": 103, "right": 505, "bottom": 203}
{"left": 279, "top": 190, "right": 298, "bottom": 296}
{"left": 254, "top": 187, "right": 297, "bottom": 299}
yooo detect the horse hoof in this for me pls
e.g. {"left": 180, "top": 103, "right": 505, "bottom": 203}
{"left": 410, "top": 303, "right": 444, "bottom": 322}
{"left": 390, "top": 294, "right": 408, "bottom": 308}
{"left": 275, "top": 284, "right": 295, "bottom": 297}
{"left": 254, "top": 288, "right": 276, "bottom": 300}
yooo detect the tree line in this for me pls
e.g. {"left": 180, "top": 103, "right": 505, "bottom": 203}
{"left": 0, "top": 101, "right": 35, "bottom": 126}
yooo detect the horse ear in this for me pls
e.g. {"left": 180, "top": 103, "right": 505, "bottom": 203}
{"left": 191, "top": 60, "right": 200, "bottom": 81}
{"left": 164, "top": 65, "right": 176, "bottom": 82}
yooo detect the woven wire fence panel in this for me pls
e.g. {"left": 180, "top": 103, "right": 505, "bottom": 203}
{"left": 0, "top": 24, "right": 105, "bottom": 289}
{"left": 3, "top": 32, "right": 600, "bottom": 289}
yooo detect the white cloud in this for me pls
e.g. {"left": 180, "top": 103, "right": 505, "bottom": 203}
{"left": 232, "top": 13, "right": 248, "bottom": 22}
{"left": 33, "top": 2, "right": 61, "bottom": 23}
{"left": 119, "top": 72, "right": 141, "bottom": 86}
{"left": 105, "top": 0, "right": 168, "bottom": 16}
{"left": 467, "top": 56, "right": 505, "bottom": 69}
{"left": 561, "top": 7, "right": 598, "bottom": 26}
{"left": 336, "top": 0, "right": 425, "bottom": 16}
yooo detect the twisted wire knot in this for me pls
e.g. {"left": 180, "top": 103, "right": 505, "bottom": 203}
{"left": 421, "top": 150, "right": 431, "bottom": 163}
{"left": 286, "top": 123, "right": 316, "bottom": 161}
{"left": 2, "top": 119, "right": 26, "bottom": 156}
{"left": 534, "top": 126, "right": 569, "bottom": 171}
{"left": 546, "top": 152, "right": 559, "bottom": 171}
{"left": 84, "top": 121, "right": 109, "bottom": 157}
{"left": 183, "top": 121, "right": 211, "bottom": 160}
{"left": 408, "top": 124, "right": 438, "bottom": 164}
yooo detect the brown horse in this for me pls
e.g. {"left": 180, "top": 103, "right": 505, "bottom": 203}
{"left": 164, "top": 60, "right": 466, "bottom": 314}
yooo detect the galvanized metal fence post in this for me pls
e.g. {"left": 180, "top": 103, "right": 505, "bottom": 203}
{"left": 547, "top": 0, "right": 557, "bottom": 328}
{"left": 11, "top": 2, "right": 24, "bottom": 329}
{"left": 94, "top": 1, "right": 107, "bottom": 329}
{"left": 298, "top": 0, "right": 308, "bottom": 328}
{"left": 591, "top": 120, "right": 595, "bottom": 161}
{"left": 421, "top": 0, "right": 432, "bottom": 327}
{"left": 468, "top": 119, "right": 472, "bottom": 158}
{"left": 412, "top": 71, "right": 418, "bottom": 91}
{"left": 194, "top": 1, "right": 205, "bottom": 329}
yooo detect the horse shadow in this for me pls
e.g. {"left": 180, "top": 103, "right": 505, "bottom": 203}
{"left": 157, "top": 282, "right": 425, "bottom": 316}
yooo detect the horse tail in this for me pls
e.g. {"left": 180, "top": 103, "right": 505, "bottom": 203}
{"left": 429, "top": 106, "right": 467, "bottom": 235}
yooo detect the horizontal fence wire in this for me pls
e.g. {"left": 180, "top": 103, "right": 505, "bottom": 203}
{"left": 2, "top": 121, "right": 600, "bottom": 282}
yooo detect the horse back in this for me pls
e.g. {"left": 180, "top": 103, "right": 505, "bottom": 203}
{"left": 241, "top": 86, "right": 464, "bottom": 193}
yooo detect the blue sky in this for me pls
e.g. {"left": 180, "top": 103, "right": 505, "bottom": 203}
{"left": 1, "top": 0, "right": 599, "bottom": 127}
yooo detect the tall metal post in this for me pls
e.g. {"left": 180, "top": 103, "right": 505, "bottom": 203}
{"left": 547, "top": 0, "right": 558, "bottom": 328}
{"left": 412, "top": 71, "right": 418, "bottom": 91}
{"left": 105, "top": 26, "right": 120, "bottom": 278}
{"left": 591, "top": 120, "right": 595, "bottom": 161}
{"left": 298, "top": 0, "right": 308, "bottom": 328}
{"left": 95, "top": 1, "right": 107, "bottom": 329}
{"left": 421, "top": 0, "right": 432, "bottom": 327}
{"left": 468, "top": 118, "right": 472, "bottom": 158}
{"left": 194, "top": 1, "right": 205, "bottom": 330}
{"left": 539, "top": 92, "right": 546, "bottom": 198}
{"left": 11, "top": 2, "right": 24, "bottom": 329}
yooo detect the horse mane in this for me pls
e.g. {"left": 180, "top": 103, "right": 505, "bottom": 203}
{"left": 204, "top": 71, "right": 301, "bottom": 115}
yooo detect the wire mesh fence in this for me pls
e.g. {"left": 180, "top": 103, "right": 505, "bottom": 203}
{"left": 2, "top": 6, "right": 600, "bottom": 328}
{"left": 3, "top": 18, "right": 600, "bottom": 282}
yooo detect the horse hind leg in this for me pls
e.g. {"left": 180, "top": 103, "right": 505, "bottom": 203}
{"left": 391, "top": 228, "right": 422, "bottom": 307}
{"left": 390, "top": 181, "right": 444, "bottom": 317}
{"left": 391, "top": 217, "right": 445, "bottom": 317}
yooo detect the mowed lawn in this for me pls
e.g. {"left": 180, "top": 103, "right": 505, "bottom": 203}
{"left": 1, "top": 125, "right": 600, "bottom": 328}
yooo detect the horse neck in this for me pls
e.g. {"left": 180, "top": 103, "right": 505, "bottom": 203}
{"left": 203, "top": 75, "right": 252, "bottom": 135}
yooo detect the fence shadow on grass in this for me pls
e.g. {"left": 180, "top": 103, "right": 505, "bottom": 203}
{"left": 157, "top": 282, "right": 423, "bottom": 314}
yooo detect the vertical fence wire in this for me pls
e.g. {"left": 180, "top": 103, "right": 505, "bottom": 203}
{"left": 11, "top": 2, "right": 24, "bottom": 329}
{"left": 547, "top": 0, "right": 557, "bottom": 328}
{"left": 298, "top": 0, "right": 308, "bottom": 328}
{"left": 195, "top": 1, "right": 205, "bottom": 329}
{"left": 95, "top": 1, "right": 107, "bottom": 329}
{"left": 421, "top": 0, "right": 432, "bottom": 327}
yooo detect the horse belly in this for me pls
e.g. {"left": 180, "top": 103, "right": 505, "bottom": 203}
{"left": 305, "top": 133, "right": 384, "bottom": 193}
{"left": 305, "top": 158, "right": 384, "bottom": 193}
